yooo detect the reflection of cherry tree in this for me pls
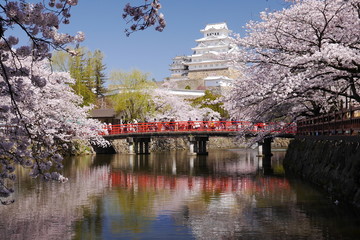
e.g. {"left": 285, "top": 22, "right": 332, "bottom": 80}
{"left": 185, "top": 190, "right": 324, "bottom": 240}
{"left": 0, "top": 156, "right": 110, "bottom": 240}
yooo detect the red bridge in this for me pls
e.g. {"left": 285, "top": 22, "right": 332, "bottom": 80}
{"left": 102, "top": 120, "right": 297, "bottom": 136}
{"left": 97, "top": 120, "right": 296, "bottom": 156}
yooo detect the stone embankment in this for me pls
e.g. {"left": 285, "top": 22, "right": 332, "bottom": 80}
{"left": 111, "top": 137, "right": 245, "bottom": 153}
{"left": 284, "top": 136, "right": 360, "bottom": 208}
{"left": 110, "top": 136, "right": 290, "bottom": 154}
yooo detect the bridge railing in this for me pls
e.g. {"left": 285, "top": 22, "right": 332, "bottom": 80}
{"left": 297, "top": 106, "right": 360, "bottom": 136}
{"left": 101, "top": 121, "right": 297, "bottom": 135}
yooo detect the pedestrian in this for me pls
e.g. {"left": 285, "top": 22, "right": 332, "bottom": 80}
{"left": 133, "top": 119, "right": 138, "bottom": 132}
{"left": 209, "top": 117, "right": 216, "bottom": 130}
{"left": 108, "top": 122, "right": 112, "bottom": 134}
{"left": 188, "top": 117, "right": 193, "bottom": 130}
{"left": 153, "top": 118, "right": 157, "bottom": 131}
{"left": 203, "top": 116, "right": 209, "bottom": 129}
{"left": 194, "top": 118, "right": 200, "bottom": 129}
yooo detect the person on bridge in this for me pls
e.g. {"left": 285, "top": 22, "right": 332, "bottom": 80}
{"left": 132, "top": 119, "right": 138, "bottom": 132}
{"left": 209, "top": 117, "right": 216, "bottom": 130}
{"left": 203, "top": 116, "right": 209, "bottom": 129}
{"left": 170, "top": 118, "right": 176, "bottom": 130}
{"left": 220, "top": 117, "right": 226, "bottom": 129}
{"left": 108, "top": 122, "right": 112, "bottom": 134}
{"left": 194, "top": 118, "right": 201, "bottom": 130}
{"left": 152, "top": 118, "right": 157, "bottom": 131}
{"left": 188, "top": 118, "right": 193, "bottom": 130}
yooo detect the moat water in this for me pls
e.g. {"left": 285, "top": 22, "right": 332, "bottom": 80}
{"left": 1, "top": 149, "right": 360, "bottom": 240}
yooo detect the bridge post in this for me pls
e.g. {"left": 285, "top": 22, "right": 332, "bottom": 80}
{"left": 127, "top": 137, "right": 151, "bottom": 154}
{"left": 257, "top": 138, "right": 274, "bottom": 175}
{"left": 144, "top": 141, "right": 150, "bottom": 154}
{"left": 134, "top": 141, "right": 139, "bottom": 154}
{"left": 198, "top": 138, "right": 208, "bottom": 155}
{"left": 257, "top": 137, "right": 273, "bottom": 157}
{"left": 194, "top": 140, "right": 198, "bottom": 153}
{"left": 133, "top": 137, "right": 151, "bottom": 154}
{"left": 263, "top": 137, "right": 273, "bottom": 157}
{"left": 188, "top": 135, "right": 209, "bottom": 155}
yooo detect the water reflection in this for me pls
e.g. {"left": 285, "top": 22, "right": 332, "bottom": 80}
{"left": 0, "top": 149, "right": 360, "bottom": 240}
{"left": 0, "top": 155, "right": 111, "bottom": 240}
{"left": 110, "top": 149, "right": 268, "bottom": 177}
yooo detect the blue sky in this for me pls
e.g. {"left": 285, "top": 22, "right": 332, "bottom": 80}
{"left": 61, "top": 0, "right": 290, "bottom": 82}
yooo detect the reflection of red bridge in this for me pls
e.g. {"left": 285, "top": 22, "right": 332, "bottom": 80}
{"left": 102, "top": 121, "right": 297, "bottom": 135}
{"left": 110, "top": 171, "right": 291, "bottom": 194}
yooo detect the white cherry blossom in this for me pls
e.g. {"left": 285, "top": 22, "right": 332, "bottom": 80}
{"left": 226, "top": 0, "right": 360, "bottom": 125}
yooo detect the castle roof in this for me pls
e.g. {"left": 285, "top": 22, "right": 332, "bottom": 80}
{"left": 201, "top": 22, "right": 229, "bottom": 32}
{"left": 195, "top": 35, "right": 229, "bottom": 42}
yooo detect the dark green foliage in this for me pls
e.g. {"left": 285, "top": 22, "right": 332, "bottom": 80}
{"left": 190, "top": 90, "right": 229, "bottom": 118}
{"left": 52, "top": 48, "right": 107, "bottom": 106}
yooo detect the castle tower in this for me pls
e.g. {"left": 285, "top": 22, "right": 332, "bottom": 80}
{"left": 169, "top": 55, "right": 190, "bottom": 80}
{"left": 188, "top": 22, "right": 234, "bottom": 72}
{"left": 168, "top": 23, "right": 240, "bottom": 90}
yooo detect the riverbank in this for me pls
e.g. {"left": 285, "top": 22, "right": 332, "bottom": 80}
{"left": 283, "top": 136, "right": 360, "bottom": 208}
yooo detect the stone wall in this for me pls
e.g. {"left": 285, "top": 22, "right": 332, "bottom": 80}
{"left": 283, "top": 136, "right": 360, "bottom": 208}
{"left": 68, "top": 139, "right": 95, "bottom": 155}
{"left": 174, "top": 78, "right": 204, "bottom": 90}
{"left": 109, "top": 136, "right": 289, "bottom": 154}
{"left": 272, "top": 138, "right": 291, "bottom": 149}
{"left": 187, "top": 68, "right": 233, "bottom": 80}
{"left": 172, "top": 68, "right": 241, "bottom": 90}
{"left": 110, "top": 138, "right": 129, "bottom": 154}
{"left": 110, "top": 136, "right": 247, "bottom": 153}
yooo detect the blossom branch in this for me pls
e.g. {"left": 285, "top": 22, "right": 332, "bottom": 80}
{"left": 122, "top": 0, "right": 166, "bottom": 36}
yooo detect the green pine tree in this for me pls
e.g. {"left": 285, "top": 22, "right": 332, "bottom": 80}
{"left": 92, "top": 50, "right": 107, "bottom": 97}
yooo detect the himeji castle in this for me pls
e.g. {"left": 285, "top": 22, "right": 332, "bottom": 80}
{"left": 167, "top": 22, "right": 240, "bottom": 91}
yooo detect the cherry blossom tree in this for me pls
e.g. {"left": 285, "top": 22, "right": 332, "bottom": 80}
{"left": 109, "top": 74, "right": 220, "bottom": 122}
{"left": 0, "top": 57, "right": 109, "bottom": 204}
{"left": 0, "top": 0, "right": 165, "bottom": 204}
{"left": 0, "top": 0, "right": 86, "bottom": 204}
{"left": 226, "top": 0, "right": 360, "bottom": 124}
{"left": 151, "top": 88, "right": 221, "bottom": 121}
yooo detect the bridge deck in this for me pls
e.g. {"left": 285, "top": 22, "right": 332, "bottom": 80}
{"left": 101, "top": 121, "right": 296, "bottom": 139}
